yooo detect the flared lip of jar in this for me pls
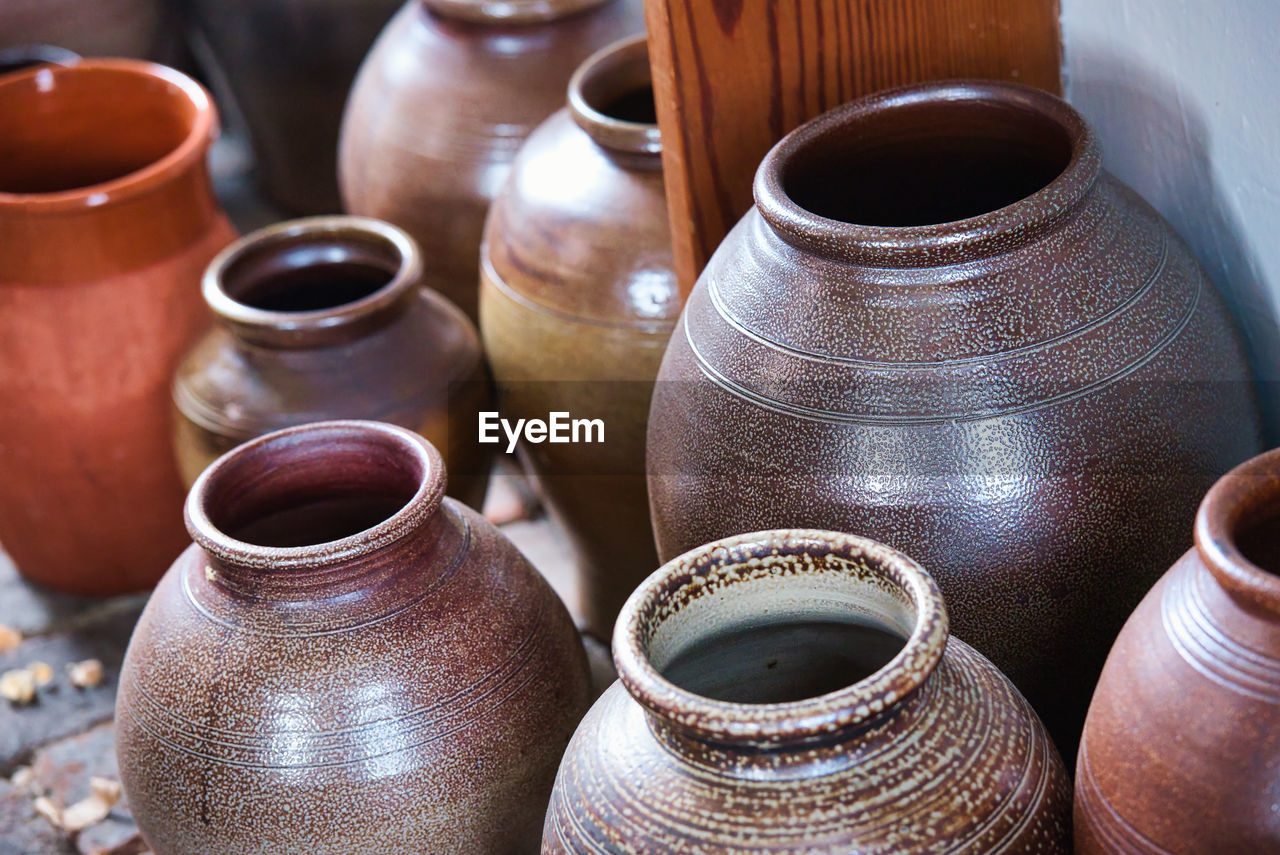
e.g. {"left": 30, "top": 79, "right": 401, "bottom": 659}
{"left": 185, "top": 420, "right": 446, "bottom": 572}
{"left": 613, "top": 529, "right": 950, "bottom": 747}
{"left": 419, "top": 0, "right": 611, "bottom": 25}
{"left": 753, "top": 79, "right": 1102, "bottom": 268}
{"left": 568, "top": 35, "right": 661, "bottom": 156}
{"left": 0, "top": 58, "right": 216, "bottom": 213}
{"left": 203, "top": 215, "right": 423, "bottom": 341}
{"left": 1195, "top": 447, "right": 1280, "bottom": 615}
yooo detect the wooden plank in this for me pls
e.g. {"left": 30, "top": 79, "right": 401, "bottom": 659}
{"left": 645, "top": 0, "right": 1063, "bottom": 294}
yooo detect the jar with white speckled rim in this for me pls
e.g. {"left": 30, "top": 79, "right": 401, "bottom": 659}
{"left": 543, "top": 529, "right": 1073, "bottom": 854}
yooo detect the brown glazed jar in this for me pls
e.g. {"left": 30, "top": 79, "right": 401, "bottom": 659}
{"left": 543, "top": 529, "right": 1071, "bottom": 854}
{"left": 0, "top": 0, "right": 160, "bottom": 59}
{"left": 0, "top": 60, "right": 236, "bottom": 596}
{"left": 1076, "top": 447, "right": 1280, "bottom": 854}
{"left": 480, "top": 36, "right": 679, "bottom": 640}
{"left": 337, "top": 0, "right": 644, "bottom": 320}
{"left": 646, "top": 80, "right": 1264, "bottom": 754}
{"left": 117, "top": 420, "right": 591, "bottom": 855}
{"left": 183, "top": 0, "right": 402, "bottom": 214}
{"left": 173, "top": 216, "right": 493, "bottom": 509}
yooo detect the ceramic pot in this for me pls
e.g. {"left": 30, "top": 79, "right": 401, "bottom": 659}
{"left": 0, "top": 60, "right": 235, "bottom": 596}
{"left": 0, "top": 45, "right": 79, "bottom": 76}
{"left": 117, "top": 420, "right": 591, "bottom": 854}
{"left": 173, "top": 216, "right": 493, "bottom": 509}
{"left": 480, "top": 36, "right": 678, "bottom": 640}
{"left": 1076, "top": 446, "right": 1280, "bottom": 854}
{"left": 0, "top": 0, "right": 161, "bottom": 58}
{"left": 646, "top": 80, "right": 1264, "bottom": 754}
{"left": 184, "top": 0, "right": 403, "bottom": 214}
{"left": 543, "top": 529, "right": 1072, "bottom": 853}
{"left": 338, "top": 0, "right": 645, "bottom": 320}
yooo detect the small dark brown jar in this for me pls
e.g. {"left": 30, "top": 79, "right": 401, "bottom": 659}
{"left": 1076, "top": 446, "right": 1280, "bottom": 855}
{"left": 646, "top": 80, "right": 1264, "bottom": 754}
{"left": 173, "top": 216, "right": 493, "bottom": 509}
{"left": 480, "top": 35, "right": 679, "bottom": 640}
{"left": 337, "top": 0, "right": 645, "bottom": 320}
{"left": 117, "top": 420, "right": 591, "bottom": 854}
{"left": 543, "top": 529, "right": 1071, "bottom": 854}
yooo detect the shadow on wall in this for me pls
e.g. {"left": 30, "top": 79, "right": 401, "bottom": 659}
{"left": 1067, "top": 49, "right": 1280, "bottom": 443}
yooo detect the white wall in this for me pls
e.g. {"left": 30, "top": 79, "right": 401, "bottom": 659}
{"left": 1062, "top": 0, "right": 1280, "bottom": 440}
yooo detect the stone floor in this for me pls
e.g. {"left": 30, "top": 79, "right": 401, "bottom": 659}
{"left": 0, "top": 471, "right": 602, "bottom": 855}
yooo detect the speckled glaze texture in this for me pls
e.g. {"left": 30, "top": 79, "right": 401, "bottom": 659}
{"left": 480, "top": 36, "right": 679, "bottom": 640}
{"left": 338, "top": 0, "right": 645, "bottom": 320}
{"left": 646, "top": 80, "right": 1264, "bottom": 753}
{"left": 184, "top": 0, "right": 402, "bottom": 214}
{"left": 543, "top": 529, "right": 1071, "bottom": 853}
{"left": 174, "top": 216, "right": 493, "bottom": 508}
{"left": 116, "top": 421, "right": 590, "bottom": 854}
{"left": 0, "top": 59, "right": 236, "bottom": 596}
{"left": 1076, "top": 447, "right": 1280, "bottom": 854}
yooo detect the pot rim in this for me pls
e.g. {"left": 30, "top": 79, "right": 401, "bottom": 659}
{"left": 568, "top": 35, "right": 661, "bottom": 156}
{"left": 0, "top": 58, "right": 216, "bottom": 213}
{"left": 613, "top": 529, "right": 949, "bottom": 747}
{"left": 753, "top": 79, "right": 1102, "bottom": 268}
{"left": 420, "top": 0, "right": 611, "bottom": 25}
{"left": 186, "top": 420, "right": 446, "bottom": 573}
{"left": 202, "top": 215, "right": 424, "bottom": 343}
{"left": 1196, "top": 447, "right": 1280, "bottom": 614}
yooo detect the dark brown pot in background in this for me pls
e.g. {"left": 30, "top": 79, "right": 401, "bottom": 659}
{"left": 183, "top": 0, "right": 403, "bottom": 214}
{"left": 0, "top": 60, "right": 236, "bottom": 596}
{"left": 1076, "top": 446, "right": 1280, "bottom": 854}
{"left": 117, "top": 420, "right": 591, "bottom": 854}
{"left": 0, "top": 0, "right": 161, "bottom": 58}
{"left": 544, "top": 529, "right": 1071, "bottom": 853}
{"left": 174, "top": 216, "right": 493, "bottom": 509}
{"left": 338, "top": 0, "right": 645, "bottom": 320}
{"left": 646, "top": 80, "right": 1264, "bottom": 756}
{"left": 480, "top": 36, "right": 678, "bottom": 640}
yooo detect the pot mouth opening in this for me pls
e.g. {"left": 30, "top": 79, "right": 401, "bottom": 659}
{"left": 206, "top": 217, "right": 421, "bottom": 342}
{"left": 755, "top": 81, "right": 1100, "bottom": 267}
{"left": 420, "top": 0, "right": 611, "bottom": 25}
{"left": 1197, "top": 447, "right": 1280, "bottom": 612}
{"left": 569, "top": 36, "right": 661, "bottom": 155}
{"left": 0, "top": 59, "right": 214, "bottom": 209}
{"left": 615, "top": 529, "right": 949, "bottom": 748}
{"left": 187, "top": 421, "right": 445, "bottom": 571}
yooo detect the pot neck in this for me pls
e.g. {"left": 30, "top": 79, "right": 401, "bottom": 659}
{"left": 568, "top": 35, "right": 661, "bottom": 159}
{"left": 754, "top": 80, "right": 1101, "bottom": 269}
{"left": 0, "top": 59, "right": 223, "bottom": 283}
{"left": 420, "top": 0, "right": 613, "bottom": 25}
{"left": 614, "top": 530, "right": 948, "bottom": 774}
{"left": 1196, "top": 447, "right": 1280, "bottom": 618}
{"left": 186, "top": 421, "right": 449, "bottom": 603}
{"left": 204, "top": 217, "right": 422, "bottom": 349}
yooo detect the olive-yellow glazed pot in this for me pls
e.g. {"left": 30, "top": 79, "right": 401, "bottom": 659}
{"left": 480, "top": 36, "right": 678, "bottom": 639}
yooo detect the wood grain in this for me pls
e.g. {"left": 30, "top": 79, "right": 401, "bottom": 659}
{"left": 645, "top": 0, "right": 1063, "bottom": 293}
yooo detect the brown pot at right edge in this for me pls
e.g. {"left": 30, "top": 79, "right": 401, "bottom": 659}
{"left": 480, "top": 36, "right": 679, "bottom": 640}
{"left": 1076, "top": 446, "right": 1280, "bottom": 854}
{"left": 0, "top": 60, "right": 236, "bottom": 596}
{"left": 645, "top": 81, "right": 1265, "bottom": 757}
{"left": 338, "top": 0, "right": 645, "bottom": 321}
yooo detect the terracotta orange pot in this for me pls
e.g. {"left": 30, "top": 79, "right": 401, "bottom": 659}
{"left": 0, "top": 59, "right": 236, "bottom": 595}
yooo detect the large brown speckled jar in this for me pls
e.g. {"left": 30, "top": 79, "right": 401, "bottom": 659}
{"left": 337, "top": 0, "right": 644, "bottom": 320}
{"left": 117, "top": 420, "right": 590, "bottom": 855}
{"left": 543, "top": 529, "right": 1071, "bottom": 854}
{"left": 1076, "top": 446, "right": 1280, "bottom": 854}
{"left": 646, "top": 80, "right": 1264, "bottom": 755}
{"left": 480, "top": 36, "right": 679, "bottom": 640}
{"left": 173, "top": 216, "right": 493, "bottom": 509}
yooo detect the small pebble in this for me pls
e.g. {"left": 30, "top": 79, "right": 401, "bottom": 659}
{"left": 69, "top": 659, "right": 104, "bottom": 689}
{"left": 1, "top": 668, "right": 36, "bottom": 704}
{"left": 0, "top": 624, "right": 20, "bottom": 653}
{"left": 28, "top": 661, "right": 54, "bottom": 686}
